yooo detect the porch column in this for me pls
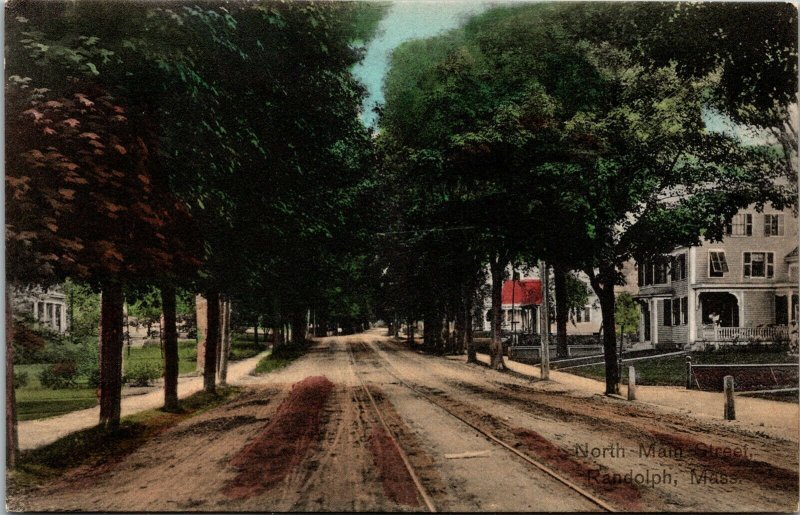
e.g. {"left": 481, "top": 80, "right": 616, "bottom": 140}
{"left": 32, "top": 301, "right": 38, "bottom": 320}
{"left": 650, "top": 300, "right": 658, "bottom": 346}
{"left": 688, "top": 291, "right": 697, "bottom": 343}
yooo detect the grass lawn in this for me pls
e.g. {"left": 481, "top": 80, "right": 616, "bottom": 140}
{"left": 14, "top": 364, "right": 98, "bottom": 421}
{"left": 254, "top": 342, "right": 309, "bottom": 375}
{"left": 123, "top": 339, "right": 197, "bottom": 376}
{"left": 229, "top": 337, "right": 266, "bottom": 361}
{"left": 8, "top": 386, "right": 241, "bottom": 491}
{"left": 564, "top": 349, "right": 796, "bottom": 387}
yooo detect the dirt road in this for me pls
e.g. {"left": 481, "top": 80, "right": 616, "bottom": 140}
{"left": 9, "top": 330, "right": 798, "bottom": 512}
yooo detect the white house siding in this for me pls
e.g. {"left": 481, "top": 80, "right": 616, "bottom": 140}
{"left": 742, "top": 290, "right": 777, "bottom": 326}
{"left": 639, "top": 203, "right": 798, "bottom": 347}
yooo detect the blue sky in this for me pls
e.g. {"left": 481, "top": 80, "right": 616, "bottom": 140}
{"left": 351, "top": 0, "right": 492, "bottom": 128}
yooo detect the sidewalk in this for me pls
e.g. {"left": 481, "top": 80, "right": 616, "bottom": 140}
{"left": 467, "top": 352, "right": 799, "bottom": 442}
{"left": 18, "top": 350, "right": 269, "bottom": 451}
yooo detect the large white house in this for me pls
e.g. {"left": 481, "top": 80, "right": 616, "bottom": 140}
{"left": 635, "top": 204, "right": 798, "bottom": 348}
{"left": 10, "top": 285, "right": 69, "bottom": 333}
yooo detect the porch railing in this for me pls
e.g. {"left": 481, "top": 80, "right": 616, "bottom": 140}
{"left": 701, "top": 325, "right": 790, "bottom": 342}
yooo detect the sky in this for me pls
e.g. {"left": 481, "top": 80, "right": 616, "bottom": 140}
{"left": 351, "top": 0, "right": 492, "bottom": 128}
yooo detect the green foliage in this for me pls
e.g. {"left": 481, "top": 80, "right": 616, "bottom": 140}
{"left": 123, "top": 361, "right": 161, "bottom": 387}
{"left": 63, "top": 279, "right": 100, "bottom": 338}
{"left": 615, "top": 292, "right": 640, "bottom": 336}
{"left": 14, "top": 372, "right": 29, "bottom": 389}
{"left": 39, "top": 361, "right": 78, "bottom": 389}
{"left": 254, "top": 343, "right": 309, "bottom": 375}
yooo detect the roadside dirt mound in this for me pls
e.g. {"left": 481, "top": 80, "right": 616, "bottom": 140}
{"left": 221, "top": 376, "right": 334, "bottom": 500}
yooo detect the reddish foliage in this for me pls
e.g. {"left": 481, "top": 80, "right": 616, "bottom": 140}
{"left": 512, "top": 428, "right": 644, "bottom": 511}
{"left": 368, "top": 426, "right": 420, "bottom": 507}
{"left": 222, "top": 376, "right": 335, "bottom": 500}
{"left": 6, "top": 79, "right": 201, "bottom": 285}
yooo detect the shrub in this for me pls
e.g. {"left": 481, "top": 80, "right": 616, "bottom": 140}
{"left": 84, "top": 367, "right": 101, "bottom": 388}
{"left": 39, "top": 360, "right": 78, "bottom": 389}
{"left": 14, "top": 371, "right": 29, "bottom": 389}
{"left": 124, "top": 361, "right": 161, "bottom": 387}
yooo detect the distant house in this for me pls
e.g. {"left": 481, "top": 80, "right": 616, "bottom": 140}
{"left": 635, "top": 204, "right": 798, "bottom": 349}
{"left": 480, "top": 263, "right": 639, "bottom": 338}
{"left": 10, "top": 285, "right": 69, "bottom": 333}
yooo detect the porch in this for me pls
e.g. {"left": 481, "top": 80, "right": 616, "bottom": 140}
{"left": 700, "top": 324, "right": 791, "bottom": 343}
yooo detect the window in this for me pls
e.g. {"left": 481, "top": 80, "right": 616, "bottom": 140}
{"left": 681, "top": 297, "right": 688, "bottom": 325}
{"left": 654, "top": 261, "right": 668, "bottom": 284}
{"left": 663, "top": 299, "right": 672, "bottom": 326}
{"left": 709, "top": 251, "right": 729, "bottom": 277}
{"left": 764, "top": 214, "right": 785, "bottom": 237}
{"left": 726, "top": 214, "right": 752, "bottom": 236}
{"left": 671, "top": 254, "right": 687, "bottom": 281}
{"left": 575, "top": 306, "right": 591, "bottom": 323}
{"left": 672, "top": 299, "right": 681, "bottom": 326}
{"left": 744, "top": 252, "right": 774, "bottom": 278}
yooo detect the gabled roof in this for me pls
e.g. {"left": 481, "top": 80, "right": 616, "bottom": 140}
{"left": 501, "top": 279, "right": 542, "bottom": 306}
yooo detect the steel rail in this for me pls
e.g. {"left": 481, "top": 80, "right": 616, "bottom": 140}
{"left": 356, "top": 340, "right": 615, "bottom": 513}
{"left": 346, "top": 341, "right": 437, "bottom": 513}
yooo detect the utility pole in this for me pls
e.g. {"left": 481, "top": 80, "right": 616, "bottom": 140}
{"left": 539, "top": 260, "right": 550, "bottom": 380}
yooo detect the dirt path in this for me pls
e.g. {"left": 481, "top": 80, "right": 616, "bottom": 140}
{"left": 18, "top": 350, "right": 269, "bottom": 451}
{"left": 9, "top": 330, "right": 798, "bottom": 512}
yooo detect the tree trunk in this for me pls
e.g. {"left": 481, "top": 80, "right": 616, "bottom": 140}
{"left": 406, "top": 318, "right": 414, "bottom": 347}
{"left": 204, "top": 291, "right": 220, "bottom": 394}
{"left": 219, "top": 299, "right": 232, "bottom": 386}
{"left": 589, "top": 267, "right": 620, "bottom": 395}
{"left": 554, "top": 265, "right": 569, "bottom": 359}
{"left": 489, "top": 256, "right": 506, "bottom": 370}
{"left": 215, "top": 298, "right": 223, "bottom": 376}
{"left": 291, "top": 312, "right": 306, "bottom": 345}
{"left": 195, "top": 295, "right": 207, "bottom": 372}
{"left": 253, "top": 323, "right": 259, "bottom": 347}
{"left": 6, "top": 291, "right": 18, "bottom": 469}
{"left": 161, "top": 285, "right": 179, "bottom": 412}
{"left": 433, "top": 316, "right": 444, "bottom": 355}
{"left": 454, "top": 305, "right": 465, "bottom": 355}
{"left": 466, "top": 296, "right": 477, "bottom": 364}
{"left": 99, "top": 282, "right": 124, "bottom": 430}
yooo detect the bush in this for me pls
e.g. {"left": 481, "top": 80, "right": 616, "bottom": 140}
{"left": 39, "top": 361, "right": 78, "bottom": 389}
{"left": 14, "top": 371, "right": 29, "bottom": 389}
{"left": 84, "top": 368, "right": 101, "bottom": 389}
{"left": 124, "top": 361, "right": 161, "bottom": 387}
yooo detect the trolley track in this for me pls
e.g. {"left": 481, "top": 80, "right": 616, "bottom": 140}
{"left": 349, "top": 338, "right": 616, "bottom": 512}
{"left": 346, "top": 340, "right": 438, "bottom": 512}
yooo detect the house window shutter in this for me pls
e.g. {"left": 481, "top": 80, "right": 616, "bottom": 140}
{"left": 767, "top": 253, "right": 774, "bottom": 278}
{"left": 663, "top": 299, "right": 672, "bottom": 326}
{"left": 672, "top": 300, "right": 680, "bottom": 326}
{"left": 681, "top": 297, "right": 688, "bottom": 325}
{"left": 744, "top": 252, "right": 752, "bottom": 277}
